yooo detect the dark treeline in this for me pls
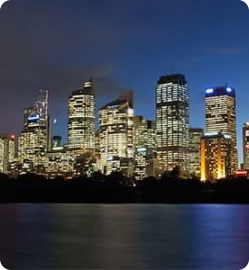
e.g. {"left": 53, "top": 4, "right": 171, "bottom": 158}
{"left": 0, "top": 172, "right": 249, "bottom": 204}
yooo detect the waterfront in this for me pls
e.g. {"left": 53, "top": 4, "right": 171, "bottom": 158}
{"left": 0, "top": 204, "right": 248, "bottom": 270}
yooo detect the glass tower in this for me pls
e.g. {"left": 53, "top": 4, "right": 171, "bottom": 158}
{"left": 156, "top": 74, "right": 189, "bottom": 175}
{"left": 67, "top": 80, "right": 95, "bottom": 152}
{"left": 99, "top": 91, "right": 134, "bottom": 167}
{"left": 18, "top": 90, "right": 49, "bottom": 169}
{"left": 188, "top": 128, "right": 203, "bottom": 177}
{"left": 205, "top": 86, "right": 237, "bottom": 174}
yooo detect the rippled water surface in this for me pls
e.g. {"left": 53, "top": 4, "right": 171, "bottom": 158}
{"left": 0, "top": 204, "right": 249, "bottom": 270}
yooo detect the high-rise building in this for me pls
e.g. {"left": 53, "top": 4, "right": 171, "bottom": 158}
{"left": 99, "top": 91, "right": 134, "bottom": 174}
{"left": 201, "top": 132, "right": 231, "bottom": 181}
{"left": 156, "top": 74, "right": 189, "bottom": 175}
{"left": 243, "top": 123, "right": 249, "bottom": 169}
{"left": 67, "top": 80, "right": 95, "bottom": 153}
{"left": 0, "top": 134, "right": 15, "bottom": 174}
{"left": 205, "top": 86, "right": 237, "bottom": 173}
{"left": 188, "top": 128, "right": 203, "bottom": 178}
{"left": 18, "top": 90, "right": 49, "bottom": 169}
{"left": 134, "top": 116, "right": 156, "bottom": 180}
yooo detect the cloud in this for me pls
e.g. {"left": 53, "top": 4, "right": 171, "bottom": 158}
{"left": 207, "top": 47, "right": 244, "bottom": 56}
{"left": 0, "top": 0, "right": 136, "bottom": 135}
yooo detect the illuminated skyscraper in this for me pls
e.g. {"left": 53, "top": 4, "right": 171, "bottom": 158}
{"left": 188, "top": 128, "right": 203, "bottom": 178}
{"left": 67, "top": 80, "right": 95, "bottom": 153}
{"left": 99, "top": 91, "right": 134, "bottom": 173}
{"left": 0, "top": 134, "right": 15, "bottom": 174}
{"left": 156, "top": 74, "right": 189, "bottom": 175}
{"left": 134, "top": 116, "right": 156, "bottom": 180}
{"left": 205, "top": 86, "right": 237, "bottom": 173}
{"left": 243, "top": 123, "right": 249, "bottom": 169}
{"left": 201, "top": 133, "right": 231, "bottom": 181}
{"left": 18, "top": 90, "right": 49, "bottom": 169}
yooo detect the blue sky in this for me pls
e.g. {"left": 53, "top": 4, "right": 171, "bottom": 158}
{"left": 0, "top": 0, "right": 248, "bottom": 163}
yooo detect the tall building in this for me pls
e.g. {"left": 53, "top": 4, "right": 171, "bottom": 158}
{"left": 134, "top": 116, "right": 156, "bottom": 180}
{"left": 243, "top": 123, "right": 249, "bottom": 169}
{"left": 67, "top": 80, "right": 95, "bottom": 153}
{"left": 18, "top": 90, "right": 49, "bottom": 169}
{"left": 205, "top": 86, "right": 237, "bottom": 174}
{"left": 201, "top": 132, "right": 231, "bottom": 181}
{"left": 99, "top": 91, "right": 134, "bottom": 174}
{"left": 188, "top": 128, "right": 203, "bottom": 178}
{"left": 156, "top": 74, "right": 189, "bottom": 175}
{"left": 0, "top": 134, "right": 15, "bottom": 174}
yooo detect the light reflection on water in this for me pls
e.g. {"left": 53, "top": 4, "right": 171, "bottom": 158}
{"left": 0, "top": 204, "right": 248, "bottom": 270}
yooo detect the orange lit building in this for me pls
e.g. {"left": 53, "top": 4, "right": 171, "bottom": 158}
{"left": 201, "top": 132, "right": 231, "bottom": 181}
{"left": 205, "top": 86, "right": 237, "bottom": 174}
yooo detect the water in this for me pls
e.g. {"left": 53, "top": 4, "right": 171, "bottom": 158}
{"left": 0, "top": 204, "right": 249, "bottom": 270}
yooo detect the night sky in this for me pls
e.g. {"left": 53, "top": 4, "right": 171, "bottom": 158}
{"left": 0, "top": 0, "right": 248, "bottom": 163}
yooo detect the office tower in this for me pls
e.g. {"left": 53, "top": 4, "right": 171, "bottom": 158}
{"left": 0, "top": 134, "right": 15, "bottom": 174}
{"left": 156, "top": 74, "right": 189, "bottom": 175}
{"left": 243, "top": 123, "right": 249, "bottom": 169}
{"left": 205, "top": 86, "right": 237, "bottom": 173}
{"left": 99, "top": 91, "right": 134, "bottom": 174}
{"left": 18, "top": 90, "right": 49, "bottom": 169}
{"left": 201, "top": 132, "right": 231, "bottom": 181}
{"left": 188, "top": 128, "right": 203, "bottom": 177}
{"left": 67, "top": 80, "right": 95, "bottom": 153}
{"left": 134, "top": 116, "right": 156, "bottom": 180}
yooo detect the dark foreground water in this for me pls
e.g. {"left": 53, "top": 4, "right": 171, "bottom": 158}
{"left": 0, "top": 204, "right": 249, "bottom": 270}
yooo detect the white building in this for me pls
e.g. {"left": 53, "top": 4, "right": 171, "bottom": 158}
{"left": 156, "top": 74, "right": 189, "bottom": 175}
{"left": 99, "top": 91, "right": 134, "bottom": 175}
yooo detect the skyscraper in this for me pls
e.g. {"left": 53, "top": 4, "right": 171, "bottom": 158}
{"left": 205, "top": 86, "right": 237, "bottom": 173}
{"left": 156, "top": 74, "right": 189, "bottom": 175}
{"left": 0, "top": 134, "right": 15, "bottom": 174}
{"left": 243, "top": 123, "right": 249, "bottom": 169}
{"left": 99, "top": 91, "right": 134, "bottom": 173}
{"left": 18, "top": 90, "right": 49, "bottom": 169}
{"left": 188, "top": 128, "right": 203, "bottom": 178}
{"left": 67, "top": 80, "right": 95, "bottom": 153}
{"left": 134, "top": 116, "right": 156, "bottom": 180}
{"left": 201, "top": 132, "right": 231, "bottom": 181}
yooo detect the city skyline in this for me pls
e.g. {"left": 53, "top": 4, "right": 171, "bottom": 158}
{"left": 0, "top": 0, "right": 248, "bottom": 165}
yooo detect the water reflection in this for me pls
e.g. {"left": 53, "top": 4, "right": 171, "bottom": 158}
{"left": 0, "top": 204, "right": 249, "bottom": 269}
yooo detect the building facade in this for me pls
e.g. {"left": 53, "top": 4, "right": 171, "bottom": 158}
{"left": 188, "top": 128, "right": 203, "bottom": 178}
{"left": 156, "top": 74, "right": 189, "bottom": 175}
{"left": 201, "top": 133, "right": 231, "bottom": 181}
{"left": 0, "top": 134, "right": 15, "bottom": 174}
{"left": 205, "top": 86, "right": 237, "bottom": 174}
{"left": 99, "top": 91, "right": 134, "bottom": 174}
{"left": 243, "top": 123, "right": 249, "bottom": 170}
{"left": 46, "top": 148, "right": 74, "bottom": 179}
{"left": 134, "top": 116, "right": 156, "bottom": 180}
{"left": 18, "top": 90, "right": 49, "bottom": 169}
{"left": 67, "top": 80, "right": 95, "bottom": 153}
